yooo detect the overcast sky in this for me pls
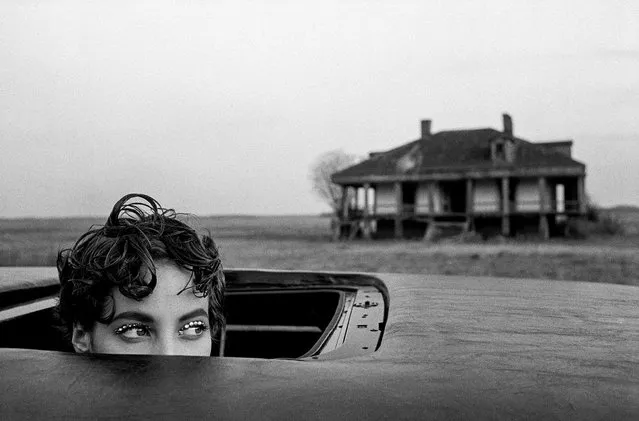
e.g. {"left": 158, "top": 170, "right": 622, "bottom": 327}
{"left": 1, "top": 0, "right": 637, "bottom": 217}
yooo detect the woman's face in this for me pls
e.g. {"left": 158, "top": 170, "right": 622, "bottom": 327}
{"left": 72, "top": 260, "right": 212, "bottom": 356}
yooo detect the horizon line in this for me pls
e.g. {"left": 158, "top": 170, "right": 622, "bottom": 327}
{"left": 0, "top": 212, "right": 333, "bottom": 221}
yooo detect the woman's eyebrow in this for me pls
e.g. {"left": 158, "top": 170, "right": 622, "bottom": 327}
{"left": 179, "top": 309, "right": 208, "bottom": 324}
{"left": 111, "top": 311, "right": 154, "bottom": 324}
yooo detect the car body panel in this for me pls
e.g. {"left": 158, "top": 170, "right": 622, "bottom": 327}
{"left": 0, "top": 267, "right": 57, "bottom": 295}
{"left": 0, "top": 267, "right": 58, "bottom": 310}
{"left": 1, "top": 269, "right": 638, "bottom": 419}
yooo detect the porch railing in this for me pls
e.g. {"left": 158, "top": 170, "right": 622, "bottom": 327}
{"left": 341, "top": 199, "right": 584, "bottom": 219}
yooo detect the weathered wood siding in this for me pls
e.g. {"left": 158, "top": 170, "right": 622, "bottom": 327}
{"left": 515, "top": 180, "right": 541, "bottom": 211}
{"left": 415, "top": 183, "right": 444, "bottom": 214}
{"left": 474, "top": 180, "right": 500, "bottom": 212}
{"left": 373, "top": 179, "right": 555, "bottom": 216}
{"left": 415, "top": 184, "right": 430, "bottom": 214}
{"left": 375, "top": 183, "right": 396, "bottom": 214}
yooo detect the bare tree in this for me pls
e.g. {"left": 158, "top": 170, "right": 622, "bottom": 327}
{"left": 309, "top": 149, "right": 360, "bottom": 214}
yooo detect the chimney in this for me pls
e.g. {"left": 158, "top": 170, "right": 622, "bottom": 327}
{"left": 502, "top": 113, "right": 513, "bottom": 136}
{"left": 421, "top": 119, "right": 432, "bottom": 139}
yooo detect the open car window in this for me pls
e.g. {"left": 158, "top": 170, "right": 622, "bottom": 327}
{"left": 0, "top": 269, "right": 388, "bottom": 360}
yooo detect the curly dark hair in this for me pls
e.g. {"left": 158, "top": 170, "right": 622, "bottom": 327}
{"left": 56, "top": 193, "right": 225, "bottom": 341}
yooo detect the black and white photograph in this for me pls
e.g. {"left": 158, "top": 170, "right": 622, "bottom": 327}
{"left": 1, "top": 1, "right": 638, "bottom": 419}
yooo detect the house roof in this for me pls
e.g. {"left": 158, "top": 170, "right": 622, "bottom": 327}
{"left": 332, "top": 128, "right": 585, "bottom": 184}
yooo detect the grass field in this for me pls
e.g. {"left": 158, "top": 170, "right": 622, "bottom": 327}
{"left": 1, "top": 212, "right": 638, "bottom": 286}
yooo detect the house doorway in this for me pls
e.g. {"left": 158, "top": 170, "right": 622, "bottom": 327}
{"left": 439, "top": 181, "right": 466, "bottom": 214}
{"left": 402, "top": 182, "right": 417, "bottom": 214}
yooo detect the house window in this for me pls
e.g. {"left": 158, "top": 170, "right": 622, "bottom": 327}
{"left": 495, "top": 142, "right": 505, "bottom": 160}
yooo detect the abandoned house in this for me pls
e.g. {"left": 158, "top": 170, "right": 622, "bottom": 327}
{"left": 330, "top": 114, "right": 587, "bottom": 240}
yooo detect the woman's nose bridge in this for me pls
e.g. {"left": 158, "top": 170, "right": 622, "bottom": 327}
{"left": 155, "top": 330, "right": 179, "bottom": 355}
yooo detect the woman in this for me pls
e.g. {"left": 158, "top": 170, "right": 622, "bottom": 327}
{"left": 56, "top": 193, "right": 225, "bottom": 356}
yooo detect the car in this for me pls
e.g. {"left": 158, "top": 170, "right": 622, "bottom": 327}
{"left": 1, "top": 267, "right": 638, "bottom": 419}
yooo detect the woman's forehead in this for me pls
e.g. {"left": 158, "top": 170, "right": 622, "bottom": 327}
{"left": 112, "top": 261, "right": 208, "bottom": 317}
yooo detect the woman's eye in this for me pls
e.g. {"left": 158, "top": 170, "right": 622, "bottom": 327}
{"left": 179, "top": 321, "right": 208, "bottom": 338}
{"left": 114, "top": 323, "right": 151, "bottom": 340}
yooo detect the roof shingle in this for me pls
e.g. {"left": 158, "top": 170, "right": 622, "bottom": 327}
{"left": 332, "top": 128, "right": 584, "bottom": 182}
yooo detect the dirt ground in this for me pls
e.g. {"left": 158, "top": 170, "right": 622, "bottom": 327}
{"left": 1, "top": 214, "right": 638, "bottom": 286}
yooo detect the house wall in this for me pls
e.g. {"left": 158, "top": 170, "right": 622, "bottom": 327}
{"left": 374, "top": 182, "right": 447, "bottom": 214}
{"left": 514, "top": 180, "right": 541, "bottom": 212}
{"left": 514, "top": 179, "right": 554, "bottom": 212}
{"left": 415, "top": 183, "right": 444, "bottom": 213}
{"left": 515, "top": 180, "right": 540, "bottom": 211}
{"left": 374, "top": 179, "right": 554, "bottom": 215}
{"left": 375, "top": 184, "right": 396, "bottom": 214}
{"left": 474, "top": 180, "right": 500, "bottom": 212}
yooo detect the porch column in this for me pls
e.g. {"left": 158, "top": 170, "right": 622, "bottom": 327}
{"left": 353, "top": 186, "right": 359, "bottom": 212}
{"left": 577, "top": 175, "right": 586, "bottom": 214}
{"left": 362, "top": 183, "right": 371, "bottom": 239}
{"left": 340, "top": 186, "right": 349, "bottom": 219}
{"left": 501, "top": 177, "right": 510, "bottom": 236}
{"left": 394, "top": 181, "right": 403, "bottom": 239}
{"left": 538, "top": 177, "right": 549, "bottom": 240}
{"left": 465, "top": 178, "right": 474, "bottom": 232}
{"left": 347, "top": 187, "right": 360, "bottom": 240}
{"left": 428, "top": 181, "right": 435, "bottom": 215}
{"left": 334, "top": 186, "right": 348, "bottom": 240}
{"left": 372, "top": 184, "right": 377, "bottom": 216}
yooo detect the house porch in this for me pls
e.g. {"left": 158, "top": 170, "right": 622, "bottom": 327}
{"left": 335, "top": 175, "right": 587, "bottom": 240}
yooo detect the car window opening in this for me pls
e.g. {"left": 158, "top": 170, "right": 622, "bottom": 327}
{"left": 216, "top": 290, "right": 344, "bottom": 359}
{"left": 0, "top": 272, "right": 388, "bottom": 360}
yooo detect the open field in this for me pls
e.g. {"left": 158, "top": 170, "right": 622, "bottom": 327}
{"left": 1, "top": 211, "right": 638, "bottom": 286}
{"left": 610, "top": 207, "right": 639, "bottom": 236}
